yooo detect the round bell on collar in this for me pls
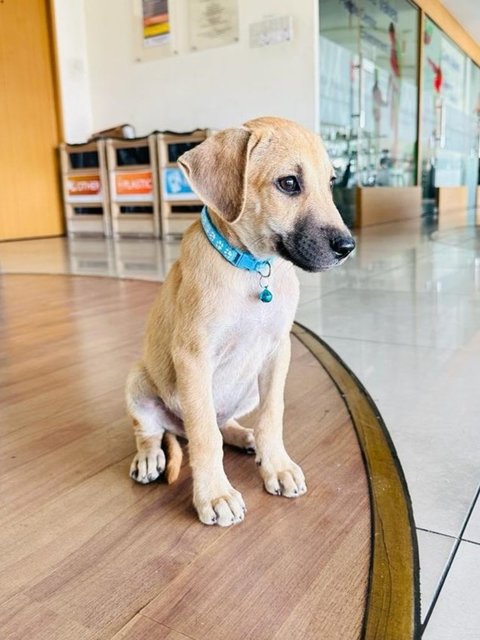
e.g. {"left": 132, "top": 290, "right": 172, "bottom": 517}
{"left": 259, "top": 287, "right": 273, "bottom": 303}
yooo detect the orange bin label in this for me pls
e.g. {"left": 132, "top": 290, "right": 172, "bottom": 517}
{"left": 68, "top": 175, "right": 101, "bottom": 195}
{"left": 116, "top": 172, "right": 152, "bottom": 195}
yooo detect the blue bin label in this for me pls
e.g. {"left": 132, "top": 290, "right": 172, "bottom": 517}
{"left": 162, "top": 167, "right": 198, "bottom": 201}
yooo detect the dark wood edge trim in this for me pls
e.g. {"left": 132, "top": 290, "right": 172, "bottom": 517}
{"left": 292, "top": 323, "right": 421, "bottom": 640}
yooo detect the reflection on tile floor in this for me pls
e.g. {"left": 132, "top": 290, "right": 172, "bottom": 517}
{"left": 2, "top": 219, "right": 480, "bottom": 636}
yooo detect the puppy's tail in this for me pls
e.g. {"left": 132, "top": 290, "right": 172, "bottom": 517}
{"left": 162, "top": 432, "right": 183, "bottom": 484}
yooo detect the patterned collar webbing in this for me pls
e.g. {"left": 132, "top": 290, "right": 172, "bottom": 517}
{"left": 200, "top": 206, "right": 272, "bottom": 272}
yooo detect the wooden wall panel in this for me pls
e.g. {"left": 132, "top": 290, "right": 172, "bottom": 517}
{"left": 0, "top": 0, "right": 63, "bottom": 240}
{"left": 436, "top": 186, "right": 468, "bottom": 229}
{"left": 356, "top": 187, "right": 422, "bottom": 227}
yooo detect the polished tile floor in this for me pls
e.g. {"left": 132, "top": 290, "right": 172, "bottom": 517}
{"left": 2, "top": 218, "right": 480, "bottom": 637}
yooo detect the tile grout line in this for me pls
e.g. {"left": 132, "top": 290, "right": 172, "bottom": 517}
{"left": 461, "top": 538, "right": 480, "bottom": 547}
{"left": 421, "top": 484, "right": 480, "bottom": 634}
{"left": 416, "top": 527, "right": 456, "bottom": 541}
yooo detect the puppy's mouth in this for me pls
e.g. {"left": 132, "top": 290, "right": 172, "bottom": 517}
{"left": 274, "top": 222, "right": 355, "bottom": 272}
{"left": 274, "top": 235, "right": 329, "bottom": 272}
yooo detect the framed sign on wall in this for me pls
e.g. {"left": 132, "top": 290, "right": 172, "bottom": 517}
{"left": 187, "top": 0, "right": 239, "bottom": 52}
{"left": 133, "top": 0, "right": 177, "bottom": 61}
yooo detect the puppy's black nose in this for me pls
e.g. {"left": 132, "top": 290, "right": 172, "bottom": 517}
{"left": 330, "top": 236, "right": 355, "bottom": 258}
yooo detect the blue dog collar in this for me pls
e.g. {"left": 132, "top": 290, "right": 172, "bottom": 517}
{"left": 200, "top": 206, "right": 274, "bottom": 302}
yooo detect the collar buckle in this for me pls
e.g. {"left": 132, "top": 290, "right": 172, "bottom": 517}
{"left": 234, "top": 252, "right": 256, "bottom": 271}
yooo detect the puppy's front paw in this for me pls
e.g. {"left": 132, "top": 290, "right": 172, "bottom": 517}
{"left": 257, "top": 454, "right": 307, "bottom": 498}
{"left": 130, "top": 446, "right": 165, "bottom": 484}
{"left": 194, "top": 480, "right": 246, "bottom": 527}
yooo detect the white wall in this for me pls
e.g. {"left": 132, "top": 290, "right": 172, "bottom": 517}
{"left": 53, "top": 0, "right": 93, "bottom": 142}
{"left": 55, "top": 0, "right": 318, "bottom": 140}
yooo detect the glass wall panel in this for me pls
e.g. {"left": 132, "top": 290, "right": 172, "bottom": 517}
{"left": 421, "top": 17, "right": 480, "bottom": 218}
{"left": 319, "top": 0, "right": 419, "bottom": 225}
{"left": 358, "top": 4, "right": 419, "bottom": 188}
{"left": 319, "top": 4, "right": 360, "bottom": 225}
{"left": 466, "top": 61, "right": 480, "bottom": 216}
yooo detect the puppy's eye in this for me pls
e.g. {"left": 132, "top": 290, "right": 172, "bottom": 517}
{"left": 329, "top": 176, "right": 336, "bottom": 189}
{"left": 276, "top": 176, "right": 301, "bottom": 194}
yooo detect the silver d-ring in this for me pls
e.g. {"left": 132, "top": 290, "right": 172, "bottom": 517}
{"left": 257, "top": 261, "right": 271, "bottom": 278}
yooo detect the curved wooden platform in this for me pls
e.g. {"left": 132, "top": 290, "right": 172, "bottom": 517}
{"left": 0, "top": 275, "right": 419, "bottom": 639}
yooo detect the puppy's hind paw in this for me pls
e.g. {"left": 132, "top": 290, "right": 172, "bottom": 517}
{"left": 130, "top": 447, "right": 166, "bottom": 484}
{"left": 221, "top": 421, "right": 256, "bottom": 454}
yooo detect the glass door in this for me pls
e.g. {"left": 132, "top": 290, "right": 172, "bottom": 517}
{"left": 319, "top": 0, "right": 419, "bottom": 226}
{"left": 421, "top": 17, "right": 480, "bottom": 220}
{"left": 318, "top": 4, "right": 361, "bottom": 227}
{"left": 357, "top": 7, "right": 419, "bottom": 190}
{"left": 466, "top": 61, "right": 480, "bottom": 219}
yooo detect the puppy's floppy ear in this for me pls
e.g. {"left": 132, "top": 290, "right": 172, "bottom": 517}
{"left": 178, "top": 128, "right": 257, "bottom": 223}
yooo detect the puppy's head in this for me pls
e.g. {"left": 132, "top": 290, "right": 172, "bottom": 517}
{"left": 178, "top": 117, "right": 354, "bottom": 271}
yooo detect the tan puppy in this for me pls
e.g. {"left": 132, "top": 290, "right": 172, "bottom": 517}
{"left": 126, "top": 117, "right": 354, "bottom": 527}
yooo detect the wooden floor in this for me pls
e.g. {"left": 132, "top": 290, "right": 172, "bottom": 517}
{"left": 0, "top": 275, "right": 372, "bottom": 640}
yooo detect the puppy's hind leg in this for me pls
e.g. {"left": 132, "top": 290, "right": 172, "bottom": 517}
{"left": 126, "top": 363, "right": 166, "bottom": 484}
{"left": 220, "top": 419, "right": 256, "bottom": 454}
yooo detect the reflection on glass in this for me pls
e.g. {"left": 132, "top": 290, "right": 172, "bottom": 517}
{"left": 421, "top": 17, "right": 480, "bottom": 217}
{"left": 360, "top": 14, "right": 418, "bottom": 187}
{"left": 319, "top": 0, "right": 419, "bottom": 225}
{"left": 467, "top": 62, "right": 480, "bottom": 215}
{"left": 319, "top": 30, "right": 359, "bottom": 225}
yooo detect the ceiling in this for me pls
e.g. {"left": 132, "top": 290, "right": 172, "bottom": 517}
{"left": 440, "top": 0, "right": 480, "bottom": 44}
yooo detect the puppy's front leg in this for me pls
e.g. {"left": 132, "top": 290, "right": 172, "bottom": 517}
{"left": 255, "top": 335, "right": 307, "bottom": 498}
{"left": 173, "top": 340, "right": 245, "bottom": 527}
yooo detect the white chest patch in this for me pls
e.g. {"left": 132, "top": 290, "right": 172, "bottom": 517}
{"left": 207, "top": 264, "right": 299, "bottom": 423}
